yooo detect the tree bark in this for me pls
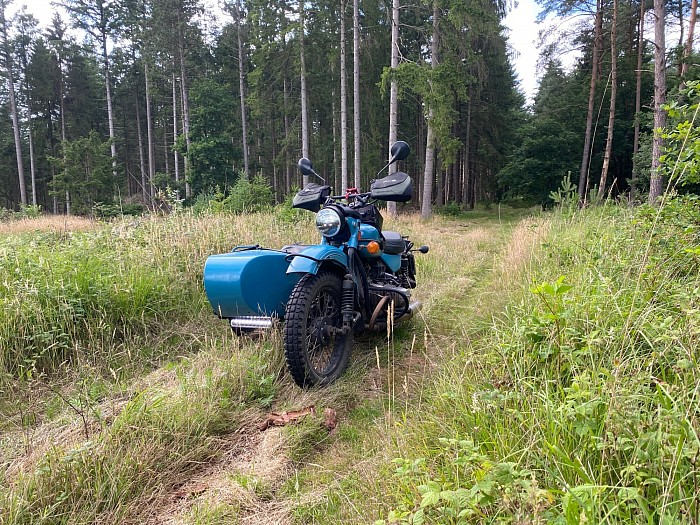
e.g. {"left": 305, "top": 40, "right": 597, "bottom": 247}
{"left": 649, "top": 0, "right": 667, "bottom": 203}
{"left": 300, "top": 0, "right": 310, "bottom": 187}
{"left": 235, "top": 0, "right": 250, "bottom": 179}
{"left": 178, "top": 17, "right": 192, "bottom": 198}
{"left": 284, "top": 72, "right": 291, "bottom": 192}
{"left": 386, "top": 0, "right": 400, "bottom": 216}
{"left": 145, "top": 61, "right": 155, "bottom": 202}
{"left": 631, "top": 0, "right": 645, "bottom": 201}
{"left": 101, "top": 34, "right": 118, "bottom": 181}
{"left": 598, "top": 0, "right": 618, "bottom": 200}
{"left": 578, "top": 0, "right": 603, "bottom": 205}
{"left": 172, "top": 72, "right": 180, "bottom": 186}
{"left": 682, "top": 0, "right": 698, "bottom": 81}
{"left": 421, "top": 3, "right": 439, "bottom": 220}
{"left": 0, "top": 3, "right": 27, "bottom": 207}
{"left": 461, "top": 89, "right": 472, "bottom": 207}
{"left": 353, "top": 0, "right": 361, "bottom": 189}
{"left": 340, "top": 0, "right": 349, "bottom": 191}
{"left": 135, "top": 94, "right": 148, "bottom": 204}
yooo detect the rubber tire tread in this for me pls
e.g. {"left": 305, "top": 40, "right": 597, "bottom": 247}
{"left": 284, "top": 272, "right": 352, "bottom": 388}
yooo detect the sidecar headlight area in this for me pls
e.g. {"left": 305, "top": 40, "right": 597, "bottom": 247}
{"left": 316, "top": 208, "right": 344, "bottom": 237}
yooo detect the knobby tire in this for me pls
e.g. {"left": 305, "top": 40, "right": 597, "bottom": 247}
{"left": 284, "top": 272, "right": 353, "bottom": 388}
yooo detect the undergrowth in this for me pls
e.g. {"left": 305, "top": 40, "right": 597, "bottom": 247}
{"left": 374, "top": 197, "right": 700, "bottom": 524}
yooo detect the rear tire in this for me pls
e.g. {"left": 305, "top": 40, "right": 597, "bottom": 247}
{"left": 284, "top": 272, "right": 353, "bottom": 387}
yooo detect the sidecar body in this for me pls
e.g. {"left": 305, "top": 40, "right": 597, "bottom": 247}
{"left": 203, "top": 245, "right": 349, "bottom": 329}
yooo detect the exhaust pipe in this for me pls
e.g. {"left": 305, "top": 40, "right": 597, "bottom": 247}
{"left": 397, "top": 301, "right": 422, "bottom": 322}
{"left": 371, "top": 301, "right": 423, "bottom": 332}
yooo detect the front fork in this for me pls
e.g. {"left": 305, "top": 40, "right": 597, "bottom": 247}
{"left": 340, "top": 246, "right": 361, "bottom": 334}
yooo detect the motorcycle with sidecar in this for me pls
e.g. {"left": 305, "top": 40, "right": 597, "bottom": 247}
{"left": 203, "top": 141, "right": 428, "bottom": 387}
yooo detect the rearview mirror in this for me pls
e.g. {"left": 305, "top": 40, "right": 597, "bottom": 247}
{"left": 389, "top": 141, "right": 410, "bottom": 164}
{"left": 298, "top": 157, "right": 313, "bottom": 176}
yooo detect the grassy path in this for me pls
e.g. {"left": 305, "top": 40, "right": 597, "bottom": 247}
{"left": 147, "top": 209, "right": 542, "bottom": 524}
{"left": 0, "top": 209, "right": 540, "bottom": 524}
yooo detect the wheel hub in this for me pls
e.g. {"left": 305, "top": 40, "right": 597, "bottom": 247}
{"left": 310, "top": 316, "right": 334, "bottom": 346}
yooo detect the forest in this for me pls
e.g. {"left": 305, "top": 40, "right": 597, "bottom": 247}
{"left": 0, "top": 0, "right": 699, "bottom": 217}
{"left": 3, "top": 0, "right": 700, "bottom": 521}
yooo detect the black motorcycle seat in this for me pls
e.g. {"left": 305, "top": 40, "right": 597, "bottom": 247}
{"left": 382, "top": 231, "right": 405, "bottom": 254}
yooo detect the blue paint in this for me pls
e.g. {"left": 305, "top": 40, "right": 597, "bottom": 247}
{"left": 286, "top": 244, "right": 349, "bottom": 275}
{"left": 381, "top": 253, "right": 401, "bottom": 272}
{"left": 203, "top": 250, "right": 302, "bottom": 318}
{"left": 358, "top": 223, "right": 382, "bottom": 258}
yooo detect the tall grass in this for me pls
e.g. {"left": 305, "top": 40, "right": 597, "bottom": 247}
{"left": 0, "top": 210, "right": 315, "bottom": 383}
{"left": 376, "top": 198, "right": 700, "bottom": 524}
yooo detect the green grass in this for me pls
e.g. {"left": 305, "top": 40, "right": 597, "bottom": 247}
{"left": 7, "top": 200, "right": 695, "bottom": 524}
{"left": 365, "top": 199, "right": 700, "bottom": 524}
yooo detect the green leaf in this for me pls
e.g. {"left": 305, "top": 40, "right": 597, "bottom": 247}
{"left": 420, "top": 490, "right": 440, "bottom": 508}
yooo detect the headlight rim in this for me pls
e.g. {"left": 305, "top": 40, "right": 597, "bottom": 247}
{"left": 315, "top": 207, "right": 344, "bottom": 237}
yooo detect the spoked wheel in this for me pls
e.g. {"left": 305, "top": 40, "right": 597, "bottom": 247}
{"left": 284, "top": 272, "right": 353, "bottom": 388}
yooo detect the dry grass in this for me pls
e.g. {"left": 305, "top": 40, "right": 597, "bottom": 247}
{"left": 0, "top": 207, "right": 537, "bottom": 525}
{"left": 0, "top": 215, "right": 99, "bottom": 235}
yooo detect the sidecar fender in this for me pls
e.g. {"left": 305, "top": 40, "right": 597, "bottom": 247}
{"left": 285, "top": 244, "right": 349, "bottom": 276}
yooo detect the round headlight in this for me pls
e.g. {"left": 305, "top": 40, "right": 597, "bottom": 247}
{"left": 316, "top": 208, "right": 343, "bottom": 237}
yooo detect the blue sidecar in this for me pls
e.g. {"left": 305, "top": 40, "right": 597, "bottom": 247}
{"left": 203, "top": 244, "right": 349, "bottom": 329}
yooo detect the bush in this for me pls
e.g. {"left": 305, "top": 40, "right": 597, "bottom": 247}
{"left": 224, "top": 174, "right": 274, "bottom": 212}
{"left": 189, "top": 175, "right": 274, "bottom": 214}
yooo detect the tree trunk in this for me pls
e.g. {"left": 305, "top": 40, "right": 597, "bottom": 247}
{"left": 28, "top": 127, "right": 37, "bottom": 207}
{"left": 235, "top": 0, "right": 250, "bottom": 179}
{"left": 340, "top": 0, "right": 349, "bottom": 191}
{"left": 598, "top": 0, "right": 618, "bottom": 200}
{"left": 163, "top": 128, "right": 170, "bottom": 176}
{"left": 461, "top": 90, "right": 472, "bottom": 207}
{"left": 172, "top": 72, "right": 180, "bottom": 186}
{"left": 386, "top": 0, "right": 400, "bottom": 216}
{"left": 649, "top": 0, "right": 667, "bottom": 203}
{"left": 631, "top": 0, "right": 645, "bottom": 201}
{"left": 135, "top": 95, "right": 148, "bottom": 204}
{"left": 101, "top": 35, "right": 118, "bottom": 181}
{"left": 682, "top": 0, "right": 698, "bottom": 81}
{"left": 145, "top": 62, "right": 155, "bottom": 201}
{"left": 178, "top": 19, "right": 192, "bottom": 198}
{"left": 58, "top": 49, "right": 69, "bottom": 214}
{"left": 421, "top": 3, "right": 440, "bottom": 220}
{"left": 284, "top": 72, "right": 291, "bottom": 193}
{"left": 578, "top": 0, "right": 603, "bottom": 205}
{"left": 1, "top": 5, "right": 27, "bottom": 207}
{"left": 353, "top": 0, "right": 361, "bottom": 189}
{"left": 300, "top": 0, "right": 310, "bottom": 187}
{"left": 421, "top": 109, "right": 436, "bottom": 219}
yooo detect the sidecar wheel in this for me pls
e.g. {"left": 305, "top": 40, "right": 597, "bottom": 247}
{"left": 284, "top": 272, "right": 353, "bottom": 388}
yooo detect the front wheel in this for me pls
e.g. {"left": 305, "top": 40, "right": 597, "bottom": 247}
{"left": 284, "top": 272, "right": 353, "bottom": 388}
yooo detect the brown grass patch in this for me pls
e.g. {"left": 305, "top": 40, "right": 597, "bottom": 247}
{"left": 496, "top": 217, "right": 549, "bottom": 279}
{"left": 0, "top": 215, "right": 99, "bottom": 235}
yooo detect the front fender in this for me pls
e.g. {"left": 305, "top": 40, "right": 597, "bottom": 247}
{"left": 286, "top": 244, "right": 349, "bottom": 275}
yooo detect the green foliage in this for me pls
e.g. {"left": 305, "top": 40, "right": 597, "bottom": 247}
{"left": 191, "top": 175, "right": 274, "bottom": 214}
{"left": 275, "top": 189, "right": 306, "bottom": 224}
{"left": 49, "top": 132, "right": 116, "bottom": 215}
{"left": 379, "top": 200, "right": 700, "bottom": 523}
{"left": 498, "top": 117, "right": 580, "bottom": 206}
{"left": 225, "top": 174, "right": 274, "bottom": 213}
{"left": 435, "top": 201, "right": 462, "bottom": 217}
{"left": 662, "top": 81, "right": 700, "bottom": 188}
{"left": 549, "top": 172, "right": 578, "bottom": 211}
{"left": 185, "top": 78, "right": 240, "bottom": 194}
